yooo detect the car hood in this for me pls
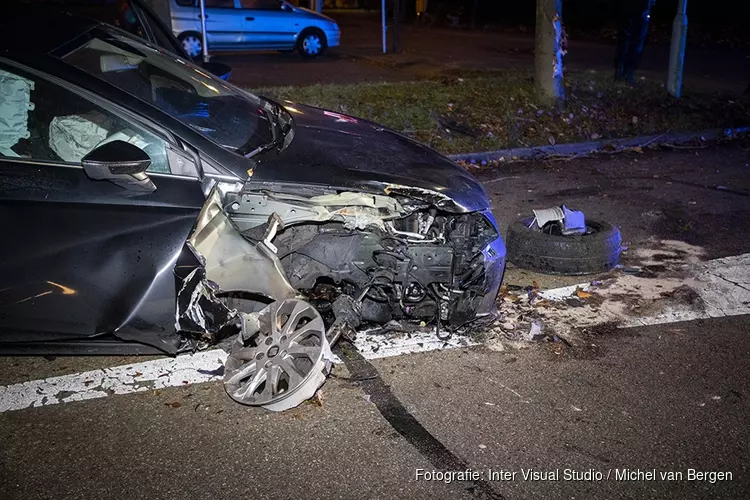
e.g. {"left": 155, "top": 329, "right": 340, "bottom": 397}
{"left": 247, "top": 102, "right": 490, "bottom": 213}
{"left": 290, "top": 6, "right": 337, "bottom": 23}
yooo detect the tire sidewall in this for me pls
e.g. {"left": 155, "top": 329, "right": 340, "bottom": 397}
{"left": 506, "top": 217, "right": 622, "bottom": 276}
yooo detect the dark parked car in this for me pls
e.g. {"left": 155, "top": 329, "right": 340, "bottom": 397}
{"left": 0, "top": 6, "right": 505, "bottom": 407}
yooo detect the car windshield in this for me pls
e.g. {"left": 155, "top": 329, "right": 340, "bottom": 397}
{"left": 59, "top": 29, "right": 274, "bottom": 153}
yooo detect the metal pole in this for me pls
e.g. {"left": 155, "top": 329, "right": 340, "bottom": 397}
{"left": 392, "top": 0, "right": 400, "bottom": 53}
{"left": 199, "top": 0, "right": 209, "bottom": 62}
{"left": 381, "top": 0, "right": 387, "bottom": 53}
{"left": 667, "top": 0, "right": 688, "bottom": 97}
{"left": 316, "top": 0, "right": 322, "bottom": 14}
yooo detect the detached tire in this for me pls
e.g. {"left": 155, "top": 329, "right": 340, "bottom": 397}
{"left": 506, "top": 217, "right": 621, "bottom": 275}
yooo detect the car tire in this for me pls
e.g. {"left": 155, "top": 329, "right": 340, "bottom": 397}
{"left": 178, "top": 32, "right": 203, "bottom": 59}
{"left": 297, "top": 28, "right": 327, "bottom": 59}
{"left": 506, "top": 217, "right": 622, "bottom": 275}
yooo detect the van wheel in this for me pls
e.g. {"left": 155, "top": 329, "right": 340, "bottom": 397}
{"left": 297, "top": 29, "right": 327, "bottom": 59}
{"left": 179, "top": 32, "right": 203, "bottom": 59}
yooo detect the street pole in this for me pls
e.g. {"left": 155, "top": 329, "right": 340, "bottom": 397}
{"left": 199, "top": 0, "right": 209, "bottom": 62}
{"left": 382, "top": 0, "right": 387, "bottom": 53}
{"left": 392, "top": 0, "right": 401, "bottom": 53}
{"left": 667, "top": 0, "right": 688, "bottom": 98}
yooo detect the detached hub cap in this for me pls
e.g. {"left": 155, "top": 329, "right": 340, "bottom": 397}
{"left": 224, "top": 298, "right": 332, "bottom": 411}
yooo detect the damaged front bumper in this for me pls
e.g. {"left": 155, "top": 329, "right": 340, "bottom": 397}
{"left": 162, "top": 181, "right": 506, "bottom": 409}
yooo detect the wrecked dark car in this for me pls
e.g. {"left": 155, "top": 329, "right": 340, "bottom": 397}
{"left": 0, "top": 7, "right": 505, "bottom": 409}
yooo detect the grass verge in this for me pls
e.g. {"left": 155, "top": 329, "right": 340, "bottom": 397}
{"left": 254, "top": 70, "right": 750, "bottom": 155}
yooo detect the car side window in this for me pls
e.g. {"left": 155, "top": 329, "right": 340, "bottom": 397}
{"left": 240, "top": 0, "right": 282, "bottom": 9}
{"left": 0, "top": 66, "right": 171, "bottom": 173}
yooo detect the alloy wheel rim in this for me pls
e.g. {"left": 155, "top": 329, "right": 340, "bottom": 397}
{"left": 224, "top": 298, "right": 329, "bottom": 407}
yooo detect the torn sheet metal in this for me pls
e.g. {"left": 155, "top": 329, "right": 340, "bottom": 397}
{"left": 226, "top": 191, "right": 405, "bottom": 233}
{"left": 385, "top": 183, "right": 470, "bottom": 213}
{"left": 532, "top": 205, "right": 586, "bottom": 235}
{"left": 189, "top": 187, "right": 297, "bottom": 301}
{"left": 175, "top": 267, "right": 238, "bottom": 344}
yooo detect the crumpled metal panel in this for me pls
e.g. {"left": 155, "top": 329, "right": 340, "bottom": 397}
{"left": 188, "top": 187, "right": 297, "bottom": 301}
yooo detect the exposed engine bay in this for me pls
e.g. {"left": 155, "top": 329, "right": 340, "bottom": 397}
{"left": 177, "top": 181, "right": 506, "bottom": 410}
{"left": 221, "top": 183, "right": 504, "bottom": 332}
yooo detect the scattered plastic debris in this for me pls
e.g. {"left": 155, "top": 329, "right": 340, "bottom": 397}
{"left": 530, "top": 205, "right": 586, "bottom": 235}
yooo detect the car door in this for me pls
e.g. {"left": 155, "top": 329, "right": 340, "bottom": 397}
{"left": 0, "top": 62, "right": 206, "bottom": 348}
{"left": 200, "top": 0, "right": 245, "bottom": 49}
{"left": 239, "top": 0, "right": 298, "bottom": 49}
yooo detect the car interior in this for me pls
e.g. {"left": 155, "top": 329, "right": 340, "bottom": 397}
{"left": 0, "top": 67, "right": 171, "bottom": 172}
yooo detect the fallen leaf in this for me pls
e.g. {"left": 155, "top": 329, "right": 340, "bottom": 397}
{"left": 312, "top": 390, "right": 324, "bottom": 407}
{"left": 576, "top": 289, "right": 593, "bottom": 299}
{"left": 165, "top": 401, "right": 182, "bottom": 408}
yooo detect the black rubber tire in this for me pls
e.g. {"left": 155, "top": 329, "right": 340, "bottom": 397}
{"left": 506, "top": 217, "right": 622, "bottom": 275}
{"left": 297, "top": 28, "right": 327, "bottom": 59}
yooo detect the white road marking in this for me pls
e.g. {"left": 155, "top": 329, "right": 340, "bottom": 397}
{"left": 0, "top": 350, "right": 228, "bottom": 413}
{"left": 0, "top": 332, "right": 476, "bottom": 413}
{"left": 526, "top": 253, "right": 750, "bottom": 334}
{"left": 352, "top": 329, "right": 477, "bottom": 360}
{"left": 1, "top": 250, "right": 749, "bottom": 414}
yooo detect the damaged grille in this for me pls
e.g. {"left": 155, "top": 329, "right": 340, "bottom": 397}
{"left": 273, "top": 209, "right": 500, "bottom": 328}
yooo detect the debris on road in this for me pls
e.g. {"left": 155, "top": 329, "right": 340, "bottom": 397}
{"left": 506, "top": 213, "right": 622, "bottom": 275}
{"left": 487, "top": 241, "right": 750, "bottom": 350}
{"left": 530, "top": 205, "right": 586, "bottom": 236}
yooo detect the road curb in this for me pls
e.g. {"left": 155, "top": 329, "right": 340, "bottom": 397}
{"left": 447, "top": 126, "right": 750, "bottom": 163}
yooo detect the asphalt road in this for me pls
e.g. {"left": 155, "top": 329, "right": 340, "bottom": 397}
{"left": 0, "top": 317, "right": 748, "bottom": 499}
{"left": 1, "top": 143, "right": 749, "bottom": 499}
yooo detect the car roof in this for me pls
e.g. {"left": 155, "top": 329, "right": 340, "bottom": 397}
{"left": 2, "top": 4, "right": 101, "bottom": 58}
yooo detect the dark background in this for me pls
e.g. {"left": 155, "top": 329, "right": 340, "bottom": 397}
{"left": 345, "top": 0, "right": 750, "bottom": 47}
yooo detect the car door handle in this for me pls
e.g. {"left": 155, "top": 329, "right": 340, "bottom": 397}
{"left": 245, "top": 17, "right": 254, "bottom": 21}
{"left": 198, "top": 14, "right": 208, "bottom": 19}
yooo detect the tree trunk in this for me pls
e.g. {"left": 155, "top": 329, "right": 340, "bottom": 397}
{"left": 534, "top": 0, "right": 565, "bottom": 107}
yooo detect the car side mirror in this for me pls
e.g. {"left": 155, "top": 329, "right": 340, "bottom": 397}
{"left": 82, "top": 140, "right": 156, "bottom": 193}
